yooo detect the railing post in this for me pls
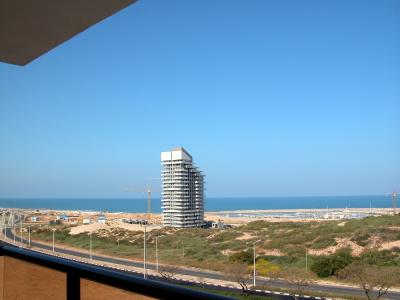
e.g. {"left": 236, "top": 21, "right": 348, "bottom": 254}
{"left": 67, "top": 271, "right": 80, "bottom": 300}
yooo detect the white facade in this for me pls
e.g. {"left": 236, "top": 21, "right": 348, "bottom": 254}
{"left": 161, "top": 147, "right": 204, "bottom": 227}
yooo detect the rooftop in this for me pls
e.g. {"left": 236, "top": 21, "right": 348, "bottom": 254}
{"left": 0, "top": 0, "right": 137, "bottom": 65}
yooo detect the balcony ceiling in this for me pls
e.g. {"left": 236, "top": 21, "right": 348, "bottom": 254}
{"left": 0, "top": 0, "right": 137, "bottom": 66}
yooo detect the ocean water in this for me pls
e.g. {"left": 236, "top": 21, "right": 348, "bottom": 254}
{"left": 0, "top": 195, "right": 392, "bottom": 213}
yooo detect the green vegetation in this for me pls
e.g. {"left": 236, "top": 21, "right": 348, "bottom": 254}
{"left": 311, "top": 249, "right": 353, "bottom": 277}
{"left": 28, "top": 215, "right": 400, "bottom": 292}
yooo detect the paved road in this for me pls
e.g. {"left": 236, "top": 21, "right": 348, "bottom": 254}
{"left": 3, "top": 227, "right": 400, "bottom": 300}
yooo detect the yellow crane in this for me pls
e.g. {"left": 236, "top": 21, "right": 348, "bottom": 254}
{"left": 122, "top": 187, "right": 152, "bottom": 222}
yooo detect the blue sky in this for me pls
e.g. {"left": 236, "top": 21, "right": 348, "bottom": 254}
{"left": 0, "top": 0, "right": 399, "bottom": 198}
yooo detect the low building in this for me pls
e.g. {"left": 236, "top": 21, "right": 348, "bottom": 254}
{"left": 98, "top": 215, "right": 106, "bottom": 224}
{"left": 122, "top": 219, "right": 148, "bottom": 225}
{"left": 82, "top": 219, "right": 91, "bottom": 225}
{"left": 59, "top": 214, "right": 69, "bottom": 221}
{"left": 211, "top": 220, "right": 231, "bottom": 229}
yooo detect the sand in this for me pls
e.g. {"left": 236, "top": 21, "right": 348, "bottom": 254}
{"left": 70, "top": 221, "right": 162, "bottom": 235}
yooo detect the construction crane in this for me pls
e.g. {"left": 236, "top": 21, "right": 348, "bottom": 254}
{"left": 122, "top": 187, "right": 152, "bottom": 222}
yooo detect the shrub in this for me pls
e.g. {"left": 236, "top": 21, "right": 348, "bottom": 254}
{"left": 311, "top": 250, "right": 354, "bottom": 278}
{"left": 311, "top": 236, "right": 337, "bottom": 249}
{"left": 254, "top": 258, "right": 281, "bottom": 277}
{"left": 229, "top": 250, "right": 253, "bottom": 264}
{"left": 350, "top": 233, "right": 370, "bottom": 247}
{"left": 360, "top": 250, "right": 399, "bottom": 266}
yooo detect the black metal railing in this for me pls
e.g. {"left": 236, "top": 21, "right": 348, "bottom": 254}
{"left": 0, "top": 242, "right": 232, "bottom": 300}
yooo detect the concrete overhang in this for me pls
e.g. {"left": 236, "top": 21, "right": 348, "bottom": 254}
{"left": 0, "top": 0, "right": 137, "bottom": 66}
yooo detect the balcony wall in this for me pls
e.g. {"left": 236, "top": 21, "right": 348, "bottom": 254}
{"left": 0, "top": 256, "right": 154, "bottom": 300}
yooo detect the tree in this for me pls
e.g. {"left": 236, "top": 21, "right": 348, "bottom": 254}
{"left": 311, "top": 250, "right": 353, "bottom": 278}
{"left": 158, "top": 265, "right": 179, "bottom": 283}
{"left": 224, "top": 263, "right": 251, "bottom": 295}
{"left": 339, "top": 263, "right": 400, "bottom": 300}
{"left": 229, "top": 250, "right": 253, "bottom": 264}
{"left": 283, "top": 268, "right": 314, "bottom": 300}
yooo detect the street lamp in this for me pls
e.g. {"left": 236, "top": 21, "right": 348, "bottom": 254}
{"left": 20, "top": 217, "right": 23, "bottom": 248}
{"left": 28, "top": 226, "right": 31, "bottom": 248}
{"left": 155, "top": 235, "right": 166, "bottom": 273}
{"left": 155, "top": 236, "right": 159, "bottom": 273}
{"left": 52, "top": 229, "right": 56, "bottom": 253}
{"left": 89, "top": 233, "right": 93, "bottom": 261}
{"left": 143, "top": 226, "right": 147, "bottom": 279}
{"left": 253, "top": 240, "right": 261, "bottom": 287}
{"left": 305, "top": 248, "right": 308, "bottom": 273}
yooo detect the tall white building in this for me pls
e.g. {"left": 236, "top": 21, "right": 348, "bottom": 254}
{"left": 161, "top": 147, "right": 204, "bottom": 227}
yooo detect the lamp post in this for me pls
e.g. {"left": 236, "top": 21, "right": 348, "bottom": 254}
{"left": 156, "top": 236, "right": 159, "bottom": 273}
{"left": 155, "top": 235, "right": 166, "bottom": 273}
{"left": 143, "top": 226, "right": 147, "bottom": 279}
{"left": 89, "top": 233, "right": 92, "bottom": 261}
{"left": 305, "top": 248, "right": 308, "bottom": 273}
{"left": 253, "top": 240, "right": 261, "bottom": 287}
{"left": 28, "top": 226, "right": 31, "bottom": 248}
{"left": 20, "top": 217, "right": 23, "bottom": 248}
{"left": 52, "top": 229, "right": 56, "bottom": 253}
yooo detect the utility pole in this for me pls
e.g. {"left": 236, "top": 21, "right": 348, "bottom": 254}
{"left": 253, "top": 240, "right": 261, "bottom": 287}
{"left": 143, "top": 226, "right": 147, "bottom": 279}
{"left": 156, "top": 236, "right": 159, "bottom": 273}
{"left": 28, "top": 226, "right": 31, "bottom": 248}
{"left": 20, "top": 217, "right": 23, "bottom": 248}
{"left": 89, "top": 233, "right": 92, "bottom": 261}
{"left": 253, "top": 243, "right": 256, "bottom": 287}
{"left": 52, "top": 229, "right": 56, "bottom": 253}
{"left": 181, "top": 240, "right": 184, "bottom": 259}
{"left": 306, "top": 249, "right": 308, "bottom": 273}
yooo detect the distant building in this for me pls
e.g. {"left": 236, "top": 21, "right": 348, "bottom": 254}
{"left": 82, "top": 219, "right": 91, "bottom": 225}
{"left": 98, "top": 215, "right": 106, "bottom": 224}
{"left": 59, "top": 214, "right": 69, "bottom": 221}
{"left": 161, "top": 147, "right": 204, "bottom": 228}
{"left": 30, "top": 216, "right": 38, "bottom": 222}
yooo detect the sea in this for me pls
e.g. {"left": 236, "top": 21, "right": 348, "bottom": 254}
{"left": 0, "top": 195, "right": 393, "bottom": 213}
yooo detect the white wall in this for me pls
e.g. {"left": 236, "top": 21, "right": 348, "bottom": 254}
{"left": 161, "top": 148, "right": 192, "bottom": 162}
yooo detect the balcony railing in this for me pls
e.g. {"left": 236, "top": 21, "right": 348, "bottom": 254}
{"left": 0, "top": 242, "right": 231, "bottom": 300}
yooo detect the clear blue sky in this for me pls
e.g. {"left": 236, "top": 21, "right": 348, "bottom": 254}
{"left": 0, "top": 0, "right": 399, "bottom": 198}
